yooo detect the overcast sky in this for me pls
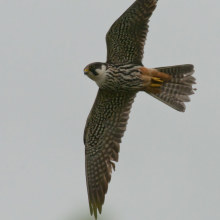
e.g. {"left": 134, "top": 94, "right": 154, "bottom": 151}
{"left": 0, "top": 0, "right": 220, "bottom": 220}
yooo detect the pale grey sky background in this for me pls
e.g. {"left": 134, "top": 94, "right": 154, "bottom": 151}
{"left": 0, "top": 0, "right": 220, "bottom": 220}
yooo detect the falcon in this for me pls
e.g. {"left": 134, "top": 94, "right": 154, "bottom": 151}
{"left": 83, "top": 0, "right": 196, "bottom": 218}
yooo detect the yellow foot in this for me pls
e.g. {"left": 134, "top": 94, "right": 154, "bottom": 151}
{"left": 150, "top": 84, "right": 161, "bottom": 87}
{"left": 151, "top": 77, "right": 163, "bottom": 83}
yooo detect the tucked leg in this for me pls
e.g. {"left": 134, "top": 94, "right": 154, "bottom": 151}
{"left": 138, "top": 67, "right": 172, "bottom": 93}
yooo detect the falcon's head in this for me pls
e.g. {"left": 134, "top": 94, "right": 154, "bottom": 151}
{"left": 84, "top": 62, "right": 108, "bottom": 81}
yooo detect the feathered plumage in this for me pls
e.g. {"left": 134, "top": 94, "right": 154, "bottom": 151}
{"left": 83, "top": 1, "right": 196, "bottom": 218}
{"left": 84, "top": 90, "right": 136, "bottom": 218}
{"left": 106, "top": 0, "right": 158, "bottom": 65}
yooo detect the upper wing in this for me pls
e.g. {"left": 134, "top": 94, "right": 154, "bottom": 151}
{"left": 84, "top": 89, "right": 137, "bottom": 219}
{"left": 106, "top": 0, "right": 158, "bottom": 65}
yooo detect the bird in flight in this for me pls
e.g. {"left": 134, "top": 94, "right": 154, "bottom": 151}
{"left": 83, "top": 0, "right": 196, "bottom": 218}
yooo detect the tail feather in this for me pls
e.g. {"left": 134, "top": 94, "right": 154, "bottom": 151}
{"left": 170, "top": 75, "right": 196, "bottom": 85}
{"left": 161, "top": 83, "right": 194, "bottom": 95}
{"left": 155, "top": 64, "right": 194, "bottom": 75}
{"left": 182, "top": 75, "right": 196, "bottom": 84}
{"left": 150, "top": 92, "right": 186, "bottom": 112}
{"left": 148, "top": 64, "right": 196, "bottom": 112}
{"left": 175, "top": 94, "right": 191, "bottom": 102}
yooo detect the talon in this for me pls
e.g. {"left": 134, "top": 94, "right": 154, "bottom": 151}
{"left": 151, "top": 77, "right": 163, "bottom": 83}
{"left": 150, "top": 84, "right": 161, "bottom": 87}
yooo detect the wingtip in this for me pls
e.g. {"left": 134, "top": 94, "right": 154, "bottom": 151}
{"left": 98, "top": 205, "right": 102, "bottom": 214}
{"left": 93, "top": 206, "right": 98, "bottom": 219}
{"left": 89, "top": 202, "right": 93, "bottom": 216}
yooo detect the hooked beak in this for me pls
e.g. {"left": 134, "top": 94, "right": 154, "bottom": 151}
{"left": 84, "top": 69, "right": 89, "bottom": 75}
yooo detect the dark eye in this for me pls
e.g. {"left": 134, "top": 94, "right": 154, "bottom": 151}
{"left": 90, "top": 65, "right": 95, "bottom": 69}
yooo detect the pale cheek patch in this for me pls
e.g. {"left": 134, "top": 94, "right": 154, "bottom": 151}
{"left": 86, "top": 64, "right": 107, "bottom": 86}
{"left": 96, "top": 65, "right": 106, "bottom": 75}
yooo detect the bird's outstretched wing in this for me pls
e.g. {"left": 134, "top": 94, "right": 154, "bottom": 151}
{"left": 106, "top": 0, "right": 158, "bottom": 65}
{"left": 84, "top": 89, "right": 137, "bottom": 219}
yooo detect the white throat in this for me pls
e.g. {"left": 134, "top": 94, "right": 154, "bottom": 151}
{"left": 95, "top": 65, "right": 107, "bottom": 87}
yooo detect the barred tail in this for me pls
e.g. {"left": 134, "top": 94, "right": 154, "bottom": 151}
{"left": 149, "top": 64, "right": 196, "bottom": 112}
